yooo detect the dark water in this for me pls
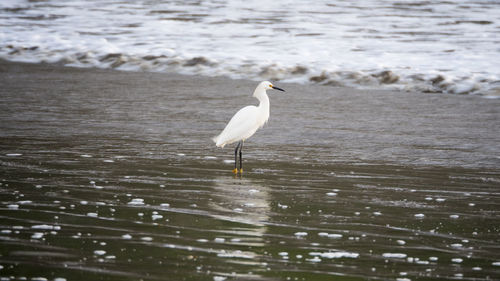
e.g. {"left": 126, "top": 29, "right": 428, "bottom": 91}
{"left": 1, "top": 61, "right": 500, "bottom": 280}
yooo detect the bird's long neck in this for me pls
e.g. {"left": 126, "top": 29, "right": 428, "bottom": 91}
{"left": 254, "top": 88, "right": 270, "bottom": 123}
{"left": 254, "top": 88, "right": 270, "bottom": 112}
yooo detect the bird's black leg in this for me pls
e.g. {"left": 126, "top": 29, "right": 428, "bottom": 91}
{"left": 233, "top": 141, "right": 241, "bottom": 173}
{"left": 239, "top": 141, "right": 243, "bottom": 172}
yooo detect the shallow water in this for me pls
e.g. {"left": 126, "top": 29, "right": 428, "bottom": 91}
{"left": 1, "top": 62, "right": 500, "bottom": 280}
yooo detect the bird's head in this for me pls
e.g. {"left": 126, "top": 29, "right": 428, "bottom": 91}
{"left": 260, "top": 81, "right": 285, "bottom": 92}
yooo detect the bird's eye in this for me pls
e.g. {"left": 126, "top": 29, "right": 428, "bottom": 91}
{"left": 269, "top": 84, "right": 273, "bottom": 88}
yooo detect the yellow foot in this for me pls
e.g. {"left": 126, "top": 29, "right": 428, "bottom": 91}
{"left": 232, "top": 168, "right": 238, "bottom": 174}
{"left": 239, "top": 168, "right": 243, "bottom": 174}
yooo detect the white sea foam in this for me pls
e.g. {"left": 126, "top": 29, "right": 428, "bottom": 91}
{"left": 383, "top": 253, "right": 407, "bottom": 259}
{"left": 31, "top": 232, "right": 44, "bottom": 239}
{"left": 94, "top": 250, "right": 106, "bottom": 256}
{"left": 32, "top": 224, "right": 61, "bottom": 230}
{"left": 318, "top": 232, "right": 343, "bottom": 239}
{"left": 310, "top": 251, "right": 359, "bottom": 259}
{"left": 306, "top": 256, "right": 322, "bottom": 263}
{"left": 151, "top": 214, "right": 163, "bottom": 221}
{"left": 128, "top": 198, "right": 145, "bottom": 205}
{"left": 0, "top": 1, "right": 498, "bottom": 96}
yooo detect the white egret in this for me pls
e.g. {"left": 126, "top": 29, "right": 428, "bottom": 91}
{"left": 213, "top": 81, "right": 285, "bottom": 174}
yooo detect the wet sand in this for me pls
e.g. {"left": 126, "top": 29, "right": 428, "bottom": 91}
{"left": 0, "top": 60, "right": 499, "bottom": 280}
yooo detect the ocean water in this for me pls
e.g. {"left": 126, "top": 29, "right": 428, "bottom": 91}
{"left": 1, "top": 0, "right": 499, "bottom": 96}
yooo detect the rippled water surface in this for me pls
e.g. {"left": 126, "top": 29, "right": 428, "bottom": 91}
{"left": 1, "top": 61, "right": 500, "bottom": 280}
{"left": 1, "top": 0, "right": 499, "bottom": 95}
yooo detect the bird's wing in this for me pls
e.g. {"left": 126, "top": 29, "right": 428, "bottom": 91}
{"left": 214, "top": 105, "right": 259, "bottom": 147}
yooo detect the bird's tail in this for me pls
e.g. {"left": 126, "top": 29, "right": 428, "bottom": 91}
{"left": 212, "top": 135, "right": 220, "bottom": 146}
{"left": 212, "top": 134, "right": 225, "bottom": 148}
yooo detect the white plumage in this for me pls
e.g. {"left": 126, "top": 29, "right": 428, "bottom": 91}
{"left": 213, "top": 105, "right": 264, "bottom": 147}
{"left": 213, "top": 81, "right": 285, "bottom": 173}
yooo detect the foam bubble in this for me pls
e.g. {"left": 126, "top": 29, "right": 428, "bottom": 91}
{"left": 306, "top": 256, "right": 322, "bottom": 262}
{"left": 383, "top": 253, "right": 407, "bottom": 259}
{"left": 128, "top": 198, "right": 145, "bottom": 205}
{"left": 31, "top": 232, "right": 44, "bottom": 239}
{"left": 32, "top": 224, "right": 61, "bottom": 230}
{"left": 309, "top": 251, "right": 359, "bottom": 259}
{"left": 318, "top": 232, "right": 342, "bottom": 239}
{"left": 151, "top": 214, "right": 163, "bottom": 221}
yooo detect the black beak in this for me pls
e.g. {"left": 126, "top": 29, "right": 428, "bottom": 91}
{"left": 272, "top": 85, "right": 285, "bottom": 92}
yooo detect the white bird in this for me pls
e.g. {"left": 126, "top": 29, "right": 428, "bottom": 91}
{"left": 213, "top": 81, "right": 285, "bottom": 174}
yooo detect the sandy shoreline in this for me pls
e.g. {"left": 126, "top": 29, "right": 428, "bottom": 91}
{"left": 0, "top": 59, "right": 499, "bottom": 169}
{"left": 1, "top": 59, "right": 500, "bottom": 280}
